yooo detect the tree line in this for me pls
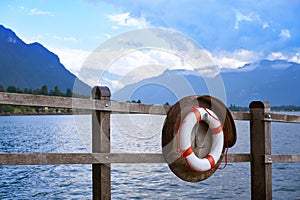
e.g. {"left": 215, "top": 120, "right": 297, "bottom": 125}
{"left": 0, "top": 84, "right": 87, "bottom": 115}
{"left": 229, "top": 104, "right": 300, "bottom": 112}
{"left": 0, "top": 84, "right": 73, "bottom": 97}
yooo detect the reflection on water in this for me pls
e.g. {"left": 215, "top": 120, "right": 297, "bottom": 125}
{"left": 0, "top": 114, "right": 299, "bottom": 199}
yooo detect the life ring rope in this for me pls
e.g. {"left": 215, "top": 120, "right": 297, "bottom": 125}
{"left": 176, "top": 105, "right": 228, "bottom": 173}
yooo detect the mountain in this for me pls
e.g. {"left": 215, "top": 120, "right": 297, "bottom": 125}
{"left": 222, "top": 60, "right": 300, "bottom": 106}
{"left": 0, "top": 25, "right": 91, "bottom": 95}
{"left": 113, "top": 60, "right": 300, "bottom": 106}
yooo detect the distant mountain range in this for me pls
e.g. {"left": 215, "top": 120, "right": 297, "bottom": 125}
{"left": 0, "top": 25, "right": 90, "bottom": 95}
{"left": 113, "top": 59, "right": 300, "bottom": 106}
{"left": 1, "top": 24, "right": 299, "bottom": 106}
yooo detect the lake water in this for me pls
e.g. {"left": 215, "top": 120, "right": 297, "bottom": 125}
{"left": 0, "top": 114, "right": 299, "bottom": 199}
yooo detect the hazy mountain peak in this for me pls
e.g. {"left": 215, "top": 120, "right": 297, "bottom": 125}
{"left": 114, "top": 59, "right": 300, "bottom": 106}
{"left": 0, "top": 24, "right": 91, "bottom": 95}
{"left": 0, "top": 25, "right": 23, "bottom": 45}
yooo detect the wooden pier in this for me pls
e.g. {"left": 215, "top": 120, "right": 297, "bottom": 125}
{"left": 0, "top": 87, "right": 300, "bottom": 200}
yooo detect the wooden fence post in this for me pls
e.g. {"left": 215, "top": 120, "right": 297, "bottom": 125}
{"left": 249, "top": 101, "right": 272, "bottom": 200}
{"left": 92, "top": 86, "right": 111, "bottom": 200}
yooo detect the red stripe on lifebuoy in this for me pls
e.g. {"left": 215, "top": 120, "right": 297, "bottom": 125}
{"left": 211, "top": 125, "right": 223, "bottom": 134}
{"left": 182, "top": 146, "right": 193, "bottom": 158}
{"left": 191, "top": 107, "right": 201, "bottom": 122}
{"left": 205, "top": 155, "right": 215, "bottom": 168}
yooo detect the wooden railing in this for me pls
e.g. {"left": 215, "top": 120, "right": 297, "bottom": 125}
{"left": 0, "top": 87, "right": 300, "bottom": 200}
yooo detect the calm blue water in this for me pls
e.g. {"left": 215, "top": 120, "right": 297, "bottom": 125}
{"left": 0, "top": 114, "right": 299, "bottom": 199}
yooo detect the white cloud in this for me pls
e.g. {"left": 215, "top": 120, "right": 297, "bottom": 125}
{"left": 48, "top": 47, "right": 90, "bottom": 76}
{"left": 111, "top": 25, "right": 119, "bottom": 30}
{"left": 279, "top": 29, "right": 291, "bottom": 39}
{"left": 104, "top": 33, "right": 111, "bottom": 39}
{"left": 29, "top": 8, "right": 53, "bottom": 16}
{"left": 290, "top": 52, "right": 300, "bottom": 63}
{"left": 52, "top": 35, "right": 78, "bottom": 42}
{"left": 106, "top": 12, "right": 149, "bottom": 28}
{"left": 210, "top": 49, "right": 261, "bottom": 69}
{"left": 267, "top": 51, "right": 300, "bottom": 64}
{"left": 234, "top": 10, "right": 261, "bottom": 29}
{"left": 267, "top": 52, "right": 287, "bottom": 60}
{"left": 262, "top": 22, "right": 269, "bottom": 29}
{"left": 105, "top": 49, "right": 192, "bottom": 75}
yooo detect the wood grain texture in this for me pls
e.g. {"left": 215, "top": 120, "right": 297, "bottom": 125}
{"left": 0, "top": 153, "right": 253, "bottom": 165}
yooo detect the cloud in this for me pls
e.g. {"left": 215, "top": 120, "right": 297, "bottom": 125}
{"left": 210, "top": 49, "right": 262, "bottom": 69}
{"left": 106, "top": 12, "right": 149, "bottom": 28}
{"left": 279, "top": 29, "right": 291, "bottom": 39}
{"left": 29, "top": 8, "right": 53, "bottom": 16}
{"left": 267, "top": 52, "right": 287, "bottom": 60}
{"left": 262, "top": 22, "right": 269, "bottom": 29}
{"left": 98, "top": 0, "right": 299, "bottom": 55}
{"left": 104, "top": 33, "right": 112, "bottom": 39}
{"left": 48, "top": 47, "right": 90, "bottom": 76}
{"left": 52, "top": 35, "right": 78, "bottom": 42}
{"left": 234, "top": 10, "right": 266, "bottom": 30}
{"left": 290, "top": 52, "right": 300, "bottom": 63}
{"left": 267, "top": 51, "right": 300, "bottom": 64}
{"left": 75, "top": 28, "right": 221, "bottom": 89}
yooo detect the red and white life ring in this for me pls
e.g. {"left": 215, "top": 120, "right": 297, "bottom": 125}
{"left": 178, "top": 106, "right": 224, "bottom": 172}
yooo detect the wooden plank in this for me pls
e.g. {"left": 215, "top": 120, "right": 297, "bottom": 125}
{"left": 249, "top": 101, "right": 272, "bottom": 200}
{"left": 0, "top": 153, "right": 164, "bottom": 165}
{"left": 264, "top": 154, "right": 300, "bottom": 163}
{"left": 93, "top": 153, "right": 166, "bottom": 163}
{"left": 226, "top": 153, "right": 252, "bottom": 163}
{"left": 1, "top": 152, "right": 298, "bottom": 166}
{"left": 92, "top": 86, "right": 111, "bottom": 200}
{"left": 0, "top": 153, "right": 254, "bottom": 165}
{"left": 110, "top": 101, "right": 170, "bottom": 115}
{"left": 0, "top": 153, "right": 96, "bottom": 165}
{"left": 0, "top": 91, "right": 87, "bottom": 109}
{"left": 0, "top": 92, "right": 169, "bottom": 115}
{"left": 231, "top": 111, "right": 252, "bottom": 121}
{"left": 0, "top": 153, "right": 165, "bottom": 165}
{"left": 264, "top": 113, "right": 300, "bottom": 123}
{"left": 2, "top": 92, "right": 300, "bottom": 119}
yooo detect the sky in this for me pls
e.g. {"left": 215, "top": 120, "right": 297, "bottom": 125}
{"left": 1, "top": 0, "right": 300, "bottom": 80}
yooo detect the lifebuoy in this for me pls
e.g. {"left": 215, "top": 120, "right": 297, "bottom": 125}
{"left": 178, "top": 106, "right": 224, "bottom": 172}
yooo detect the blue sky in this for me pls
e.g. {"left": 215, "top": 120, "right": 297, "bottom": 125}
{"left": 1, "top": 0, "right": 299, "bottom": 77}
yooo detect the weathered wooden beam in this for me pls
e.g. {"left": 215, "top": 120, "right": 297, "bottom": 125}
{"left": 264, "top": 154, "right": 300, "bottom": 163}
{"left": 2, "top": 92, "right": 300, "bottom": 121}
{"left": 0, "top": 153, "right": 98, "bottom": 165}
{"left": 249, "top": 101, "right": 272, "bottom": 200}
{"left": 0, "top": 153, "right": 254, "bottom": 165}
{"left": 264, "top": 113, "right": 300, "bottom": 123}
{"left": 0, "top": 91, "right": 87, "bottom": 109}
{"left": 92, "top": 86, "right": 111, "bottom": 200}
{"left": 0, "top": 153, "right": 165, "bottom": 165}
{"left": 231, "top": 111, "right": 251, "bottom": 121}
{"left": 0, "top": 92, "right": 170, "bottom": 115}
{"left": 110, "top": 101, "right": 170, "bottom": 115}
{"left": 1, "top": 153, "right": 297, "bottom": 166}
{"left": 1, "top": 92, "right": 300, "bottom": 121}
{"left": 226, "top": 153, "right": 252, "bottom": 163}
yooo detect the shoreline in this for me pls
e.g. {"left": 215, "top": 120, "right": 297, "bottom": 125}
{"left": 0, "top": 111, "right": 91, "bottom": 116}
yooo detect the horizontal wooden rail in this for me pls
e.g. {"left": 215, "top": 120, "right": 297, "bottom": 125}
{"left": 1, "top": 153, "right": 299, "bottom": 166}
{"left": 263, "top": 113, "right": 300, "bottom": 123}
{"left": 1, "top": 92, "right": 300, "bottom": 123}
{"left": 0, "top": 92, "right": 170, "bottom": 115}
{"left": 0, "top": 153, "right": 252, "bottom": 165}
{"left": 264, "top": 154, "right": 300, "bottom": 163}
{"left": 231, "top": 111, "right": 251, "bottom": 121}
